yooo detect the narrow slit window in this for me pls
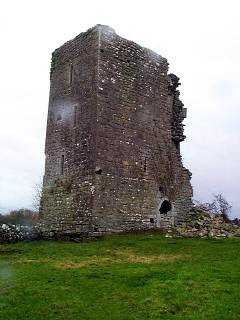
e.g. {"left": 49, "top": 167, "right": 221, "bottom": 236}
{"left": 61, "top": 155, "right": 64, "bottom": 175}
{"left": 74, "top": 105, "right": 77, "bottom": 127}
{"left": 175, "top": 141, "right": 180, "bottom": 154}
{"left": 144, "top": 156, "right": 148, "bottom": 172}
{"left": 69, "top": 65, "right": 73, "bottom": 84}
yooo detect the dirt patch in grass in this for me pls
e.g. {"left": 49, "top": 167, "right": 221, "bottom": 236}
{"left": 124, "top": 254, "right": 184, "bottom": 263}
{"left": 55, "top": 257, "right": 115, "bottom": 269}
{"left": 18, "top": 258, "right": 52, "bottom": 264}
{"left": 13, "top": 247, "right": 187, "bottom": 269}
{"left": 54, "top": 250, "right": 187, "bottom": 269}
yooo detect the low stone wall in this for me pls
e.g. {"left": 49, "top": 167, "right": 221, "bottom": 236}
{"left": 2, "top": 210, "right": 240, "bottom": 242}
{"left": 166, "top": 210, "right": 240, "bottom": 238}
{"left": 0, "top": 225, "right": 40, "bottom": 244}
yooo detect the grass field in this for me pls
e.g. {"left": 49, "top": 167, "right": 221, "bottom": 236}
{"left": 0, "top": 232, "right": 240, "bottom": 319}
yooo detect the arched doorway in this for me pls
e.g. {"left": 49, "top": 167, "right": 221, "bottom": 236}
{"left": 159, "top": 200, "right": 171, "bottom": 214}
{"left": 156, "top": 199, "right": 174, "bottom": 228}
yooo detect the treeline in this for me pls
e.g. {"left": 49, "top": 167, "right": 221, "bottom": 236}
{"left": 0, "top": 209, "right": 38, "bottom": 227}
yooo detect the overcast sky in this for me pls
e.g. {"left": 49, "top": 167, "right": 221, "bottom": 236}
{"left": 0, "top": 0, "right": 239, "bottom": 218}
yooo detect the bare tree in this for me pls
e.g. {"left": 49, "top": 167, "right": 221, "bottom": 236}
{"left": 193, "top": 199, "right": 217, "bottom": 213}
{"left": 32, "top": 177, "right": 43, "bottom": 212}
{"left": 194, "top": 193, "right": 232, "bottom": 222}
{"left": 213, "top": 193, "right": 232, "bottom": 217}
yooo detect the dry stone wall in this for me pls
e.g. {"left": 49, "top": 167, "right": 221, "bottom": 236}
{"left": 40, "top": 25, "right": 193, "bottom": 238}
{"left": 0, "top": 225, "right": 39, "bottom": 244}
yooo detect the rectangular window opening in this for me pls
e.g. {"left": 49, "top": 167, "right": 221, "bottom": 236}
{"left": 175, "top": 141, "right": 180, "bottom": 154}
{"left": 74, "top": 105, "right": 77, "bottom": 127}
{"left": 69, "top": 65, "right": 73, "bottom": 84}
{"left": 144, "top": 156, "right": 148, "bottom": 172}
{"left": 61, "top": 155, "right": 64, "bottom": 175}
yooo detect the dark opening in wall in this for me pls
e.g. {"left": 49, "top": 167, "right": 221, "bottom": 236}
{"left": 159, "top": 200, "right": 171, "bottom": 214}
{"left": 113, "top": 55, "right": 130, "bottom": 63}
{"left": 174, "top": 141, "right": 180, "bottom": 153}
{"left": 95, "top": 167, "right": 102, "bottom": 175}
{"left": 61, "top": 155, "right": 64, "bottom": 175}
{"left": 69, "top": 65, "right": 73, "bottom": 84}
{"left": 150, "top": 218, "right": 154, "bottom": 223}
{"left": 144, "top": 157, "right": 148, "bottom": 172}
{"left": 74, "top": 105, "right": 77, "bottom": 127}
{"left": 159, "top": 186, "right": 163, "bottom": 193}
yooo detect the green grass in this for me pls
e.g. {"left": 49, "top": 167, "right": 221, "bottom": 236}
{"left": 0, "top": 232, "right": 240, "bottom": 319}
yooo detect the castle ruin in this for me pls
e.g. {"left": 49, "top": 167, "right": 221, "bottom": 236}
{"left": 39, "top": 25, "right": 193, "bottom": 237}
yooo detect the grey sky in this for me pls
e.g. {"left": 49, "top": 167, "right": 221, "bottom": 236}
{"left": 0, "top": 0, "right": 240, "bottom": 218}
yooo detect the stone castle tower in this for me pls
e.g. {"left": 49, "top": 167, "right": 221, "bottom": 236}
{"left": 39, "top": 25, "right": 193, "bottom": 237}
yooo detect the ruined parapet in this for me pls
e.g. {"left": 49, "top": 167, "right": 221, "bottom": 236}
{"left": 168, "top": 74, "right": 187, "bottom": 145}
{"left": 39, "top": 25, "right": 193, "bottom": 238}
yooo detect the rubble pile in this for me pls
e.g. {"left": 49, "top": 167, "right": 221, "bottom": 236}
{"left": 167, "top": 210, "right": 240, "bottom": 238}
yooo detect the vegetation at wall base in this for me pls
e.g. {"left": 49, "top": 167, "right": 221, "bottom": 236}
{"left": 0, "top": 232, "right": 239, "bottom": 319}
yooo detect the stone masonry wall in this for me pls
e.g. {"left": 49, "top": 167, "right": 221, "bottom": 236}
{"left": 40, "top": 27, "right": 99, "bottom": 234}
{"left": 40, "top": 25, "right": 193, "bottom": 237}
